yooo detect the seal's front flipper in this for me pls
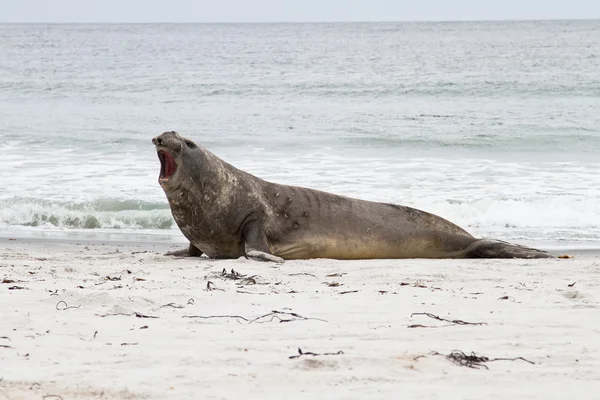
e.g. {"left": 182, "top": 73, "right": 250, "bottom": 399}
{"left": 464, "top": 239, "right": 554, "bottom": 259}
{"left": 246, "top": 249, "right": 284, "bottom": 263}
{"left": 165, "top": 243, "right": 204, "bottom": 257}
{"left": 243, "top": 222, "right": 284, "bottom": 263}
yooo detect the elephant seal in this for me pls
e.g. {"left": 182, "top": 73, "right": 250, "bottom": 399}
{"left": 152, "top": 131, "right": 553, "bottom": 262}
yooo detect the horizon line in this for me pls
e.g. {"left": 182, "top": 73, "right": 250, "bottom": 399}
{"left": 1, "top": 17, "right": 599, "bottom": 24}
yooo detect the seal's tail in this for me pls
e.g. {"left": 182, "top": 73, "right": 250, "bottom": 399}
{"left": 463, "top": 239, "right": 554, "bottom": 259}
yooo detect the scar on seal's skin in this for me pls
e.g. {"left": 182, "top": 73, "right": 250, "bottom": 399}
{"left": 152, "top": 130, "right": 555, "bottom": 262}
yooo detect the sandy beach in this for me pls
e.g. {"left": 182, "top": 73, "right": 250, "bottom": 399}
{"left": 1, "top": 236, "right": 599, "bottom": 399}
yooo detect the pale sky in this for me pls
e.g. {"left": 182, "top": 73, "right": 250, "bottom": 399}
{"left": 1, "top": 0, "right": 599, "bottom": 23}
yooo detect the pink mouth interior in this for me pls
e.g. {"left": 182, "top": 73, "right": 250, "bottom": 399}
{"left": 159, "top": 151, "right": 177, "bottom": 180}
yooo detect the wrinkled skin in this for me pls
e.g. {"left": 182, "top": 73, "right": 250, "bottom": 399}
{"left": 153, "top": 131, "right": 554, "bottom": 262}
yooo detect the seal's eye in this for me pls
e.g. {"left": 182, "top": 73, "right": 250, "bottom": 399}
{"left": 184, "top": 140, "right": 196, "bottom": 148}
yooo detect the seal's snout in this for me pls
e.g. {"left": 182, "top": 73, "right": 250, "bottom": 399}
{"left": 153, "top": 131, "right": 180, "bottom": 148}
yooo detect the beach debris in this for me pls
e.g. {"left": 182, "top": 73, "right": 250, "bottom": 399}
{"left": 95, "top": 312, "right": 158, "bottom": 319}
{"left": 222, "top": 268, "right": 245, "bottom": 279}
{"left": 325, "top": 273, "right": 346, "bottom": 277}
{"left": 239, "top": 276, "right": 258, "bottom": 285}
{"left": 288, "top": 272, "right": 316, "bottom": 277}
{"left": 105, "top": 275, "right": 121, "bottom": 281}
{"left": 1, "top": 278, "right": 15, "bottom": 284}
{"left": 80, "top": 331, "right": 98, "bottom": 342}
{"left": 134, "top": 312, "right": 158, "bottom": 319}
{"left": 7, "top": 285, "right": 26, "bottom": 290}
{"left": 120, "top": 342, "right": 138, "bottom": 346}
{"left": 289, "top": 347, "right": 344, "bottom": 359}
{"left": 219, "top": 268, "right": 261, "bottom": 285}
{"left": 55, "top": 301, "right": 81, "bottom": 311}
{"left": 340, "top": 290, "right": 359, "bottom": 295}
{"left": 401, "top": 282, "right": 428, "bottom": 288}
{"left": 183, "top": 310, "right": 327, "bottom": 324}
{"left": 187, "top": 298, "right": 195, "bottom": 305}
{"left": 0, "top": 336, "right": 11, "bottom": 349}
{"left": 409, "top": 313, "right": 487, "bottom": 327}
{"left": 160, "top": 302, "right": 185, "bottom": 309}
{"left": 498, "top": 295, "right": 510, "bottom": 300}
{"left": 42, "top": 395, "right": 64, "bottom": 400}
{"left": 206, "top": 281, "right": 223, "bottom": 291}
{"left": 236, "top": 290, "right": 267, "bottom": 295}
{"left": 420, "top": 350, "right": 534, "bottom": 370}
{"left": 515, "top": 282, "right": 533, "bottom": 291}
{"left": 558, "top": 254, "right": 572, "bottom": 259}
{"left": 324, "top": 282, "right": 342, "bottom": 287}
{"left": 24, "top": 330, "right": 51, "bottom": 340}
{"left": 568, "top": 282, "right": 576, "bottom": 287}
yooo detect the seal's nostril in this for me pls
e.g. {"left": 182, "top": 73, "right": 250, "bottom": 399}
{"left": 153, "top": 137, "right": 163, "bottom": 146}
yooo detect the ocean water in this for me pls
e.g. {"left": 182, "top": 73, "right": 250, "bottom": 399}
{"left": 1, "top": 20, "right": 599, "bottom": 249}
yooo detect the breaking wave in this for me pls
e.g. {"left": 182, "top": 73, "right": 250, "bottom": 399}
{"left": 0, "top": 198, "right": 174, "bottom": 230}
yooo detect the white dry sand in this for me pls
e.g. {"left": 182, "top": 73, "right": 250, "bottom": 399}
{"left": 1, "top": 237, "right": 599, "bottom": 400}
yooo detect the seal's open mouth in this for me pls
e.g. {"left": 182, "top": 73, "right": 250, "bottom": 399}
{"left": 158, "top": 151, "right": 177, "bottom": 181}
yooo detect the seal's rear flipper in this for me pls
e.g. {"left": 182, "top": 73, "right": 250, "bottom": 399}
{"left": 165, "top": 243, "right": 204, "bottom": 257}
{"left": 464, "top": 239, "right": 554, "bottom": 259}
